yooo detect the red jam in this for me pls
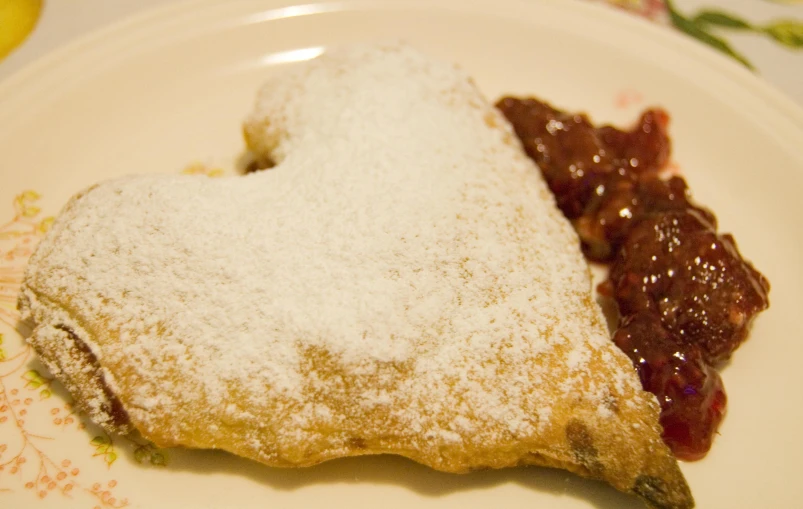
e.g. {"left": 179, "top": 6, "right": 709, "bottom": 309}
{"left": 605, "top": 210, "right": 770, "bottom": 364}
{"left": 612, "top": 312, "right": 727, "bottom": 461}
{"left": 496, "top": 96, "right": 770, "bottom": 460}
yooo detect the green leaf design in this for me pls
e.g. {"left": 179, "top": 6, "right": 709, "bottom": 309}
{"left": 91, "top": 435, "right": 110, "bottom": 446}
{"left": 666, "top": 0, "right": 754, "bottom": 69}
{"left": 39, "top": 388, "right": 52, "bottom": 400}
{"left": 36, "top": 216, "right": 54, "bottom": 234}
{"left": 763, "top": 20, "right": 803, "bottom": 48}
{"left": 91, "top": 435, "right": 120, "bottom": 466}
{"left": 91, "top": 435, "right": 114, "bottom": 457}
{"left": 13, "top": 190, "right": 42, "bottom": 218}
{"left": 133, "top": 442, "right": 168, "bottom": 467}
{"left": 21, "top": 369, "right": 47, "bottom": 389}
{"left": 693, "top": 10, "right": 752, "bottom": 30}
{"left": 105, "top": 451, "right": 118, "bottom": 466}
{"left": 150, "top": 452, "right": 167, "bottom": 466}
{"left": 133, "top": 446, "right": 149, "bottom": 464}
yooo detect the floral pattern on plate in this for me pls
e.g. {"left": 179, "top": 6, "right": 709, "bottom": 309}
{"left": 0, "top": 191, "right": 171, "bottom": 508}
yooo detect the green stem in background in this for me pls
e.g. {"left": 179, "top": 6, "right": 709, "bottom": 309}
{"left": 692, "top": 10, "right": 753, "bottom": 30}
{"left": 761, "top": 20, "right": 803, "bottom": 47}
{"left": 664, "top": 0, "right": 803, "bottom": 69}
{"left": 691, "top": 8, "right": 803, "bottom": 47}
{"left": 664, "top": 0, "right": 755, "bottom": 69}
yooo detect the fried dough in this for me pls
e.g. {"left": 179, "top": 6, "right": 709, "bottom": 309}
{"left": 19, "top": 43, "right": 692, "bottom": 509}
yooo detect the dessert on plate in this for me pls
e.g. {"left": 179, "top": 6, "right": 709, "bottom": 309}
{"left": 18, "top": 43, "right": 692, "bottom": 509}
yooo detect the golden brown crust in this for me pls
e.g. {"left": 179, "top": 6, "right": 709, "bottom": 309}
{"left": 21, "top": 289, "right": 692, "bottom": 509}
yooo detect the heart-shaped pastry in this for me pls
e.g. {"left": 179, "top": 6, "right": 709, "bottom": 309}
{"left": 19, "top": 43, "right": 692, "bottom": 509}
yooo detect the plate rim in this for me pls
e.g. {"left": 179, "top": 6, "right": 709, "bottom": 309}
{"left": 1, "top": 0, "right": 803, "bottom": 134}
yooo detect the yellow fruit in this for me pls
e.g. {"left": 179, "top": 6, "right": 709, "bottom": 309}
{"left": 0, "top": 0, "right": 43, "bottom": 61}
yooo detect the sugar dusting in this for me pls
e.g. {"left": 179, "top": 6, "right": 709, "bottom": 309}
{"left": 20, "top": 43, "right": 644, "bottom": 461}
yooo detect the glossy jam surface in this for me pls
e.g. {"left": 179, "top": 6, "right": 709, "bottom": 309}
{"left": 613, "top": 312, "right": 726, "bottom": 461}
{"left": 497, "top": 96, "right": 770, "bottom": 460}
{"left": 498, "top": 97, "right": 680, "bottom": 261}
{"left": 608, "top": 210, "right": 770, "bottom": 364}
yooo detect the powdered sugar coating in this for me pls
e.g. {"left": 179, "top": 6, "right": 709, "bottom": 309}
{"left": 19, "top": 44, "right": 654, "bottom": 469}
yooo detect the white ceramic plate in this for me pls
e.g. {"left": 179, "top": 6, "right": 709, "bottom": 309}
{"left": 1, "top": 0, "right": 802, "bottom": 508}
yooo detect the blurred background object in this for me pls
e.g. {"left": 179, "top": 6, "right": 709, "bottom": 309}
{"left": 0, "top": 0, "right": 42, "bottom": 61}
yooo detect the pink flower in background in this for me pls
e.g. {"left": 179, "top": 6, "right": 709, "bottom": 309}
{"left": 593, "top": 0, "right": 803, "bottom": 70}
{"left": 595, "top": 0, "right": 670, "bottom": 23}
